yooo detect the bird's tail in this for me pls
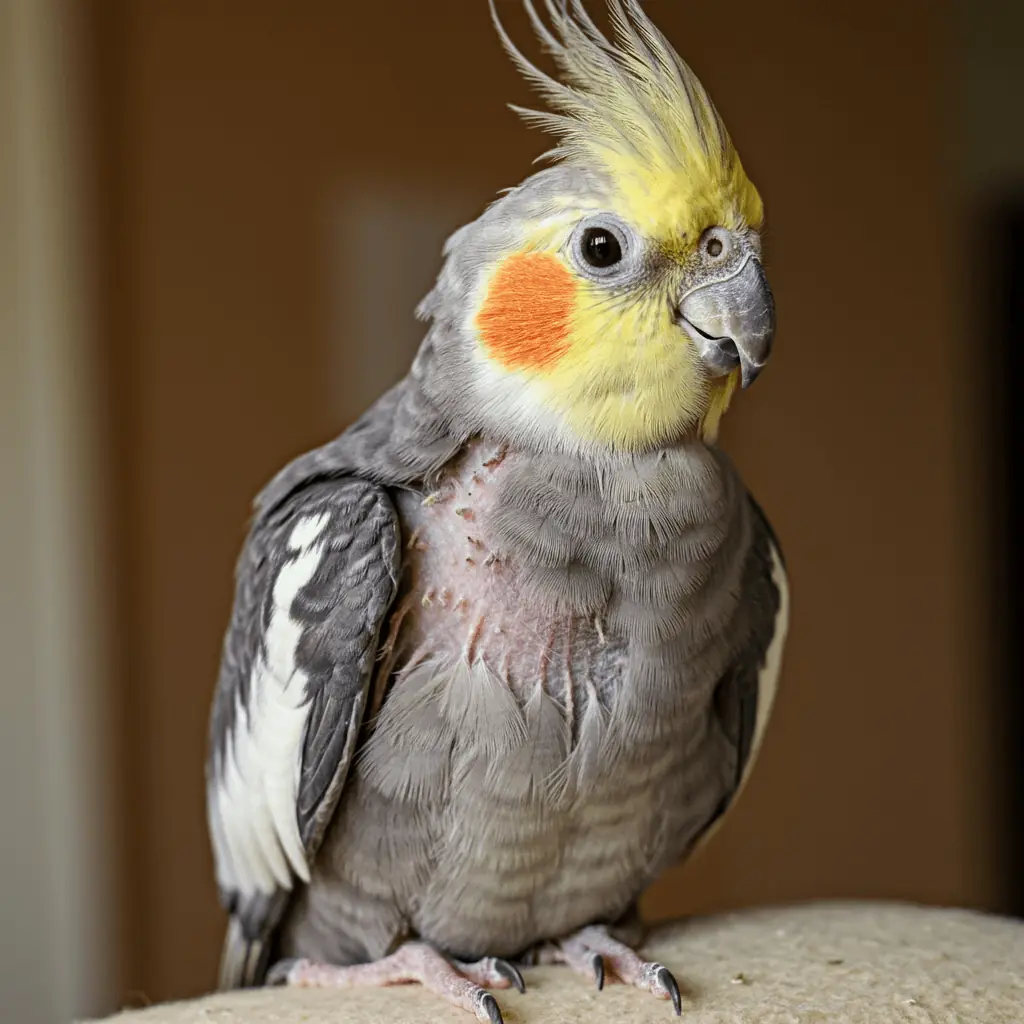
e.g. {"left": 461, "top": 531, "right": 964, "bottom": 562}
{"left": 218, "top": 916, "right": 269, "bottom": 990}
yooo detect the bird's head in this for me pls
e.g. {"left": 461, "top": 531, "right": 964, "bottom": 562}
{"left": 417, "top": 0, "right": 774, "bottom": 454}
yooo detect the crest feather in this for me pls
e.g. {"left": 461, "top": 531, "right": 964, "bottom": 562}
{"left": 488, "top": 0, "right": 762, "bottom": 235}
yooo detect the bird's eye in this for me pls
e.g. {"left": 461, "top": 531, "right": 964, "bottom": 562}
{"left": 706, "top": 237, "right": 723, "bottom": 258}
{"left": 569, "top": 216, "right": 637, "bottom": 282}
{"left": 580, "top": 226, "right": 623, "bottom": 268}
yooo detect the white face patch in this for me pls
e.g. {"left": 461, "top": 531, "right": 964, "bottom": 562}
{"left": 209, "top": 515, "right": 331, "bottom": 899}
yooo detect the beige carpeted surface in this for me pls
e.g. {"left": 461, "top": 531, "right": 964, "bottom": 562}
{"left": 86, "top": 902, "right": 1024, "bottom": 1024}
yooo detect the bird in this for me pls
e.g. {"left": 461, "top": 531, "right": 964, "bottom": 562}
{"left": 205, "top": 2, "right": 788, "bottom": 1021}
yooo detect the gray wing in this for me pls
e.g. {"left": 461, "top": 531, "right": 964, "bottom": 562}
{"left": 206, "top": 475, "right": 401, "bottom": 988}
{"left": 711, "top": 495, "right": 789, "bottom": 815}
{"left": 599, "top": 495, "right": 788, "bottom": 935}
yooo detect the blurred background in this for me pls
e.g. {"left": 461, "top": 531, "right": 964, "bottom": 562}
{"left": 3, "top": 0, "right": 1023, "bottom": 1021}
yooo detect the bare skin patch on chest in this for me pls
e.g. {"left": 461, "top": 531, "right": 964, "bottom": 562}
{"left": 391, "top": 444, "right": 623, "bottom": 702}
{"left": 396, "top": 445, "right": 541, "bottom": 677}
{"left": 475, "top": 252, "right": 577, "bottom": 371}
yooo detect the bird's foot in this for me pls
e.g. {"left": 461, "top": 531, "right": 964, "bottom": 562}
{"left": 273, "top": 941, "right": 523, "bottom": 1023}
{"left": 538, "top": 924, "right": 682, "bottom": 1015}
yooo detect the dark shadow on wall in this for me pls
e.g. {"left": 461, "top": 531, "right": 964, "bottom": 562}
{"left": 990, "top": 192, "right": 1024, "bottom": 917}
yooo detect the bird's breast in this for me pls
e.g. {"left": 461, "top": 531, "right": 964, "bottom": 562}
{"left": 387, "top": 442, "right": 618, "bottom": 705}
{"left": 313, "top": 440, "right": 746, "bottom": 961}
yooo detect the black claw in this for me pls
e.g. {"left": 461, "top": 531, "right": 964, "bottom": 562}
{"left": 481, "top": 992, "right": 504, "bottom": 1024}
{"left": 592, "top": 954, "right": 605, "bottom": 991}
{"left": 657, "top": 966, "right": 682, "bottom": 1017}
{"left": 494, "top": 958, "right": 526, "bottom": 994}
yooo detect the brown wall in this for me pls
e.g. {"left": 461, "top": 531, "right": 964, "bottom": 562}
{"left": 87, "top": 0, "right": 998, "bottom": 1007}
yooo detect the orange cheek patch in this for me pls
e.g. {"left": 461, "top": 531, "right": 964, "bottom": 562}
{"left": 475, "top": 252, "right": 577, "bottom": 371}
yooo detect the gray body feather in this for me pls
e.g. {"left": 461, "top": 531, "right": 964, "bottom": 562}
{"left": 207, "top": 370, "right": 785, "bottom": 982}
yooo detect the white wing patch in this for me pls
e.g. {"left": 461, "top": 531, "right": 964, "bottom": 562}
{"left": 739, "top": 539, "right": 789, "bottom": 796}
{"left": 288, "top": 512, "right": 331, "bottom": 552}
{"left": 209, "top": 513, "right": 332, "bottom": 898}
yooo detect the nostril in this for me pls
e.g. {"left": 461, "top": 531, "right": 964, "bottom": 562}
{"left": 700, "top": 227, "right": 733, "bottom": 261}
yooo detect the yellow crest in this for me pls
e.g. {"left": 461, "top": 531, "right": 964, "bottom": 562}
{"left": 490, "top": 0, "right": 763, "bottom": 246}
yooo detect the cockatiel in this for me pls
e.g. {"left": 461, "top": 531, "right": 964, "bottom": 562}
{"left": 205, "top": 1, "right": 788, "bottom": 1021}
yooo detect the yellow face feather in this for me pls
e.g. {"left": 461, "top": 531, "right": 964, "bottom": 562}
{"left": 476, "top": 0, "right": 765, "bottom": 449}
{"left": 474, "top": 225, "right": 742, "bottom": 449}
{"left": 540, "top": 268, "right": 714, "bottom": 447}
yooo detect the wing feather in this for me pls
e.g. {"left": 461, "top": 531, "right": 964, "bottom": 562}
{"left": 205, "top": 476, "right": 401, "bottom": 985}
{"left": 692, "top": 495, "right": 788, "bottom": 856}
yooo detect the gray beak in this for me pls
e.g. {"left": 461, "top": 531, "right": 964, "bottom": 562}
{"left": 676, "top": 257, "right": 776, "bottom": 388}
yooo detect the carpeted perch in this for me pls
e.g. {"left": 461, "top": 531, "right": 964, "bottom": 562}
{"left": 84, "top": 902, "right": 1024, "bottom": 1024}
